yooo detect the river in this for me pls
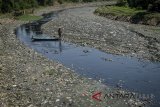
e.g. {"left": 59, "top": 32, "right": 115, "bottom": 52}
{"left": 15, "top": 6, "right": 160, "bottom": 107}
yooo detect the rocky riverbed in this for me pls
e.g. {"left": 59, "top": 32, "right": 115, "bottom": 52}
{"left": 42, "top": 7, "right": 160, "bottom": 62}
{"left": 0, "top": 3, "right": 149, "bottom": 107}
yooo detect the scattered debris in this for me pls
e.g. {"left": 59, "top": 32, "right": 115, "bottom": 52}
{"left": 101, "top": 57, "right": 113, "bottom": 62}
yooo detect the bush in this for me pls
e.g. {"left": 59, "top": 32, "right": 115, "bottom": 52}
{"left": 71, "top": 0, "right": 80, "bottom": 2}
{"left": 82, "top": 0, "right": 96, "bottom": 2}
{"left": 152, "top": 0, "right": 160, "bottom": 12}
{"left": 57, "top": 0, "right": 63, "bottom": 4}
{"left": 116, "top": 0, "right": 127, "bottom": 6}
{"left": 47, "top": 0, "right": 54, "bottom": 6}
{"left": 148, "top": 4, "right": 153, "bottom": 11}
{"left": 1, "top": 0, "right": 13, "bottom": 13}
{"left": 127, "top": 0, "right": 160, "bottom": 12}
{"left": 1, "top": 0, "right": 39, "bottom": 13}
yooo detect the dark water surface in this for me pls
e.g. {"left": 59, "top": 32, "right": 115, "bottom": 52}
{"left": 15, "top": 8, "right": 160, "bottom": 107}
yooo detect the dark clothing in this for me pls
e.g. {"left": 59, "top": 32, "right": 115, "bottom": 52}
{"left": 58, "top": 28, "right": 62, "bottom": 39}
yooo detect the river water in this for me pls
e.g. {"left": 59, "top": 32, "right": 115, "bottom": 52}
{"left": 15, "top": 7, "right": 160, "bottom": 107}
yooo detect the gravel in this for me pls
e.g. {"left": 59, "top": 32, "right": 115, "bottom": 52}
{"left": 0, "top": 2, "right": 151, "bottom": 107}
{"left": 42, "top": 6, "right": 160, "bottom": 61}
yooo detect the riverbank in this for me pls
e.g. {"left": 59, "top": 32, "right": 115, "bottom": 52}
{"left": 0, "top": 17, "right": 114, "bottom": 107}
{"left": 0, "top": 2, "right": 146, "bottom": 107}
{"left": 0, "top": 1, "right": 116, "bottom": 21}
{"left": 94, "top": 6, "right": 160, "bottom": 26}
{"left": 42, "top": 6, "right": 160, "bottom": 62}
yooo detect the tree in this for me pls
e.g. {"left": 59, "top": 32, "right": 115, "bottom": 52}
{"left": 116, "top": 0, "right": 127, "bottom": 6}
{"left": 127, "top": 0, "right": 160, "bottom": 12}
{"left": 1, "top": 0, "right": 13, "bottom": 13}
{"left": 151, "top": 0, "right": 160, "bottom": 12}
{"left": 47, "top": 0, "right": 54, "bottom": 6}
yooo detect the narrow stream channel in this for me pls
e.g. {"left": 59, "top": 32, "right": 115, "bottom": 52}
{"left": 15, "top": 7, "right": 160, "bottom": 107}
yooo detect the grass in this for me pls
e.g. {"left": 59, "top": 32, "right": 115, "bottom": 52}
{"left": 0, "top": 13, "right": 43, "bottom": 21}
{"left": 95, "top": 6, "right": 146, "bottom": 16}
{"left": 16, "top": 14, "right": 43, "bottom": 21}
{"left": 94, "top": 6, "right": 160, "bottom": 25}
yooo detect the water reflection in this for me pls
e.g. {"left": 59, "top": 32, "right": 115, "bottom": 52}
{"left": 59, "top": 40, "right": 62, "bottom": 53}
{"left": 16, "top": 23, "right": 63, "bottom": 54}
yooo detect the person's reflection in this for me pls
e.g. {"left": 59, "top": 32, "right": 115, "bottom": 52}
{"left": 59, "top": 40, "right": 62, "bottom": 53}
{"left": 53, "top": 40, "right": 62, "bottom": 54}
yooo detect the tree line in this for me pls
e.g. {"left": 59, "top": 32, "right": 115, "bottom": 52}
{"left": 0, "top": 0, "right": 55, "bottom": 13}
{"left": 117, "top": 0, "right": 160, "bottom": 12}
{"left": 0, "top": 0, "right": 99, "bottom": 13}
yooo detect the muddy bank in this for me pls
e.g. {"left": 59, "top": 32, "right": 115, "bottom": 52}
{"left": 0, "top": 7, "right": 146, "bottom": 107}
{"left": 42, "top": 7, "right": 160, "bottom": 61}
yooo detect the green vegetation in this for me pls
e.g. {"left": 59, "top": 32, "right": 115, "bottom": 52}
{"left": 116, "top": 0, "right": 160, "bottom": 12}
{"left": 0, "top": 0, "right": 55, "bottom": 13}
{"left": 0, "top": 0, "right": 106, "bottom": 21}
{"left": 127, "top": 0, "right": 160, "bottom": 12}
{"left": 95, "top": 0, "right": 160, "bottom": 26}
{"left": 0, "top": 0, "right": 105, "bottom": 14}
{"left": 95, "top": 6, "right": 145, "bottom": 16}
{"left": 0, "top": 0, "right": 38, "bottom": 13}
{"left": 15, "top": 14, "right": 43, "bottom": 21}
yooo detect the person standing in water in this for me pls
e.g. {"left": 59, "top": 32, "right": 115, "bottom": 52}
{"left": 58, "top": 27, "right": 62, "bottom": 39}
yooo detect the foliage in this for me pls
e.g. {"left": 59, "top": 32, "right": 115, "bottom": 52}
{"left": 95, "top": 6, "right": 145, "bottom": 16}
{"left": 0, "top": 0, "right": 55, "bottom": 13}
{"left": 116, "top": 0, "right": 127, "bottom": 6}
{"left": 95, "top": 6, "right": 160, "bottom": 24}
{"left": 0, "top": 0, "right": 113, "bottom": 13}
{"left": 126, "top": 0, "right": 160, "bottom": 12}
{"left": 15, "top": 14, "right": 43, "bottom": 21}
